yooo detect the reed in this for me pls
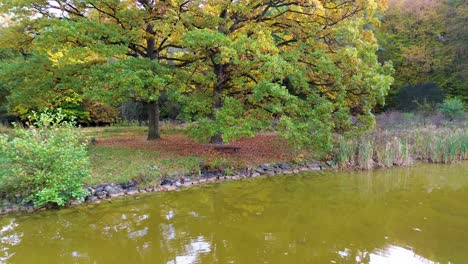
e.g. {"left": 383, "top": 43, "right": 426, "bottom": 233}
{"left": 335, "top": 126, "right": 467, "bottom": 170}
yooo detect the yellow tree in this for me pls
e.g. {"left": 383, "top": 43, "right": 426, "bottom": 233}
{"left": 179, "top": 0, "right": 393, "bottom": 152}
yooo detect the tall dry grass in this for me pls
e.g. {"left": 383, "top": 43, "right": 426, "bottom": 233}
{"left": 335, "top": 111, "right": 467, "bottom": 169}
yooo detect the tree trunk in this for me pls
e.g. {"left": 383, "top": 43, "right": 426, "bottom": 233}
{"left": 210, "top": 62, "right": 226, "bottom": 144}
{"left": 209, "top": 9, "right": 229, "bottom": 145}
{"left": 143, "top": 23, "right": 161, "bottom": 141}
{"left": 210, "top": 133, "right": 224, "bottom": 144}
{"left": 147, "top": 101, "right": 160, "bottom": 141}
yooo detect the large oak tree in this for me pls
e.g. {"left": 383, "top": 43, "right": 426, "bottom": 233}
{"left": 178, "top": 0, "right": 393, "bottom": 152}
{"left": 1, "top": 0, "right": 393, "bottom": 153}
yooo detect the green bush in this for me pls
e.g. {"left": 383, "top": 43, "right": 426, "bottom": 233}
{"left": 0, "top": 109, "right": 90, "bottom": 206}
{"left": 440, "top": 97, "right": 465, "bottom": 120}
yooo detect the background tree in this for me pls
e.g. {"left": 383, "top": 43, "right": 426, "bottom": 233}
{"left": 0, "top": 48, "right": 19, "bottom": 123}
{"left": 376, "top": 0, "right": 467, "bottom": 106}
{"left": 0, "top": 52, "right": 99, "bottom": 122}
{"left": 0, "top": 0, "right": 189, "bottom": 140}
{"left": 444, "top": 0, "right": 467, "bottom": 102}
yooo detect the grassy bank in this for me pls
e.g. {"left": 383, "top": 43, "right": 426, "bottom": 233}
{"left": 2, "top": 111, "right": 466, "bottom": 188}
{"left": 88, "top": 146, "right": 201, "bottom": 185}
{"left": 81, "top": 124, "right": 300, "bottom": 185}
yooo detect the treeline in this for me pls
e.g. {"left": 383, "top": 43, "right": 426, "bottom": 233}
{"left": 377, "top": 0, "right": 467, "bottom": 109}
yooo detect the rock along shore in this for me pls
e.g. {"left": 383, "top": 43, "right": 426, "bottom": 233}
{"left": 0, "top": 161, "right": 328, "bottom": 215}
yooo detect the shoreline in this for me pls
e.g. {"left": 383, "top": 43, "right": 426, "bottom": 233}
{"left": 1, "top": 161, "right": 326, "bottom": 215}
{"left": 0, "top": 160, "right": 465, "bottom": 215}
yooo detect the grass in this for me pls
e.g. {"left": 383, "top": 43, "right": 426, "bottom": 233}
{"left": 81, "top": 126, "right": 147, "bottom": 140}
{"left": 82, "top": 125, "right": 298, "bottom": 184}
{"left": 87, "top": 145, "right": 202, "bottom": 185}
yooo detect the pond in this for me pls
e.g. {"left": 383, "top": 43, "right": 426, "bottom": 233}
{"left": 1, "top": 163, "right": 467, "bottom": 263}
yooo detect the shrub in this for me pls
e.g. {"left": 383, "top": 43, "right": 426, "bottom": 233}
{"left": 0, "top": 109, "right": 90, "bottom": 206}
{"left": 82, "top": 99, "right": 120, "bottom": 125}
{"left": 414, "top": 98, "right": 437, "bottom": 115}
{"left": 440, "top": 97, "right": 465, "bottom": 120}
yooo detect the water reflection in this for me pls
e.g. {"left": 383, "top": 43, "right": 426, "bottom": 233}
{"left": 335, "top": 245, "right": 436, "bottom": 264}
{"left": 370, "top": 245, "right": 435, "bottom": 264}
{"left": 0, "top": 220, "right": 22, "bottom": 263}
{"left": 71, "top": 251, "right": 90, "bottom": 261}
{"left": 0, "top": 163, "right": 466, "bottom": 263}
{"left": 128, "top": 227, "right": 148, "bottom": 239}
{"left": 162, "top": 223, "right": 176, "bottom": 240}
{"left": 167, "top": 236, "right": 211, "bottom": 264}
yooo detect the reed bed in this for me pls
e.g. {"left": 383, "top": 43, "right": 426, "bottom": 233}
{"left": 335, "top": 126, "right": 467, "bottom": 170}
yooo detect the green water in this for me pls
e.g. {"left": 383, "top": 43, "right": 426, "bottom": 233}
{"left": 1, "top": 164, "right": 467, "bottom": 263}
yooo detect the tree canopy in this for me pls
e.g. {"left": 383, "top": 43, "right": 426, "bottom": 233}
{"left": 174, "top": 0, "right": 393, "bottom": 151}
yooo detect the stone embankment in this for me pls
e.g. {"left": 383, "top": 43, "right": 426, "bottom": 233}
{"left": 0, "top": 161, "right": 327, "bottom": 215}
